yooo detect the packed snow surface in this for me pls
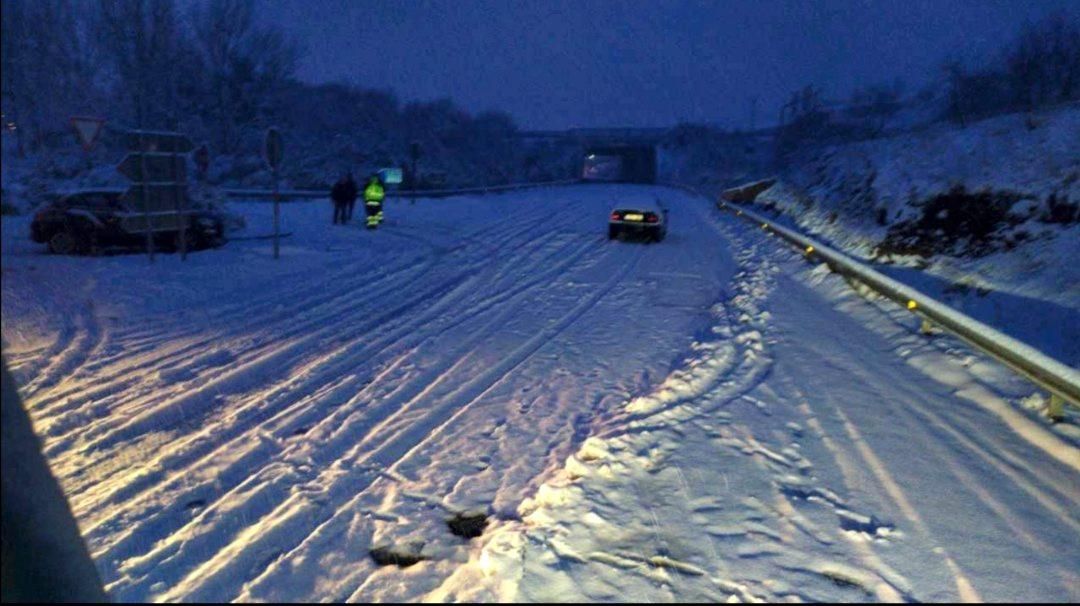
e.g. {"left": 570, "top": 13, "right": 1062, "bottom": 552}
{"left": 2, "top": 185, "right": 1077, "bottom": 602}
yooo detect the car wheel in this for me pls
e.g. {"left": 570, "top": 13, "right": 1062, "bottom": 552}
{"left": 608, "top": 225, "right": 619, "bottom": 240}
{"left": 48, "top": 230, "right": 78, "bottom": 255}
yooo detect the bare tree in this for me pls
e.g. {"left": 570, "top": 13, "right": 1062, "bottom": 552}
{"left": 187, "top": 0, "right": 300, "bottom": 152}
{"left": 939, "top": 12, "right": 1080, "bottom": 126}
{"left": 0, "top": 0, "right": 31, "bottom": 155}
{"left": 1007, "top": 12, "right": 1080, "bottom": 111}
{"left": 95, "top": 0, "right": 187, "bottom": 128}
{"left": 2, "top": 0, "right": 97, "bottom": 154}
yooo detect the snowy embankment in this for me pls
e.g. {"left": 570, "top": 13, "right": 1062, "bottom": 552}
{"left": 753, "top": 107, "right": 1080, "bottom": 365}
{"left": 2, "top": 184, "right": 1077, "bottom": 602}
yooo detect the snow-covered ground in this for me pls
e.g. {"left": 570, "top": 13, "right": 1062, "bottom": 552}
{"left": 2, "top": 185, "right": 1077, "bottom": 602}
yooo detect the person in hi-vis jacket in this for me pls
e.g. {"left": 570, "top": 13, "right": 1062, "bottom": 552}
{"left": 364, "top": 174, "right": 385, "bottom": 230}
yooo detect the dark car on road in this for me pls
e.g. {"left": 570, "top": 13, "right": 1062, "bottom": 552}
{"left": 30, "top": 189, "right": 227, "bottom": 255}
{"left": 608, "top": 200, "right": 668, "bottom": 242}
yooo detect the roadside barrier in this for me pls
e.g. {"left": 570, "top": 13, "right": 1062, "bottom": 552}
{"left": 668, "top": 182, "right": 1080, "bottom": 420}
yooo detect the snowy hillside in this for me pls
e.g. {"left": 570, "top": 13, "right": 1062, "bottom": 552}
{"left": 750, "top": 106, "right": 1080, "bottom": 365}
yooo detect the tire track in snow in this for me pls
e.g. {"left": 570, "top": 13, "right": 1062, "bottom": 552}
{"left": 738, "top": 236, "right": 987, "bottom": 601}
{"left": 26, "top": 207, "right": 533, "bottom": 416}
{"left": 79, "top": 219, "right": 600, "bottom": 586}
{"left": 773, "top": 255, "right": 1080, "bottom": 599}
{"left": 900, "top": 397, "right": 1080, "bottom": 538}
{"left": 26, "top": 256, "right": 431, "bottom": 420}
{"left": 786, "top": 393, "right": 920, "bottom": 601}
{"left": 775, "top": 308, "right": 1070, "bottom": 602}
{"left": 36, "top": 257, "right": 440, "bottom": 451}
{"left": 68, "top": 209, "right": 572, "bottom": 460}
{"left": 19, "top": 299, "right": 105, "bottom": 401}
{"left": 838, "top": 333, "right": 1080, "bottom": 535}
{"left": 102, "top": 203, "right": 532, "bottom": 345}
{"left": 730, "top": 205, "right": 1080, "bottom": 601}
{"left": 77, "top": 231, "right": 594, "bottom": 542}
{"left": 832, "top": 407, "right": 983, "bottom": 602}
{"left": 43, "top": 261, "right": 445, "bottom": 455}
{"left": 115, "top": 242, "right": 639, "bottom": 602}
{"left": 37, "top": 205, "right": 565, "bottom": 460}
{"left": 27, "top": 200, "right": 559, "bottom": 417}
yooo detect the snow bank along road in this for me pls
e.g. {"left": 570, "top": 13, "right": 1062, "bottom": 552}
{"left": 1, "top": 185, "right": 1077, "bottom": 602}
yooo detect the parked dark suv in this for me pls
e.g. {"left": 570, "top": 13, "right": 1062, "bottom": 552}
{"left": 30, "top": 189, "right": 227, "bottom": 255}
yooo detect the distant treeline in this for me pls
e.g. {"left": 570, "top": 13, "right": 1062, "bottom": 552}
{"left": 3, "top": 2, "right": 1076, "bottom": 187}
{"left": 775, "top": 11, "right": 1080, "bottom": 159}
{"left": 0, "top": 0, "right": 576, "bottom": 188}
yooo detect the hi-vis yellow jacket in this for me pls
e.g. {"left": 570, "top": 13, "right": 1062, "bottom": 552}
{"left": 364, "top": 181, "right": 385, "bottom": 204}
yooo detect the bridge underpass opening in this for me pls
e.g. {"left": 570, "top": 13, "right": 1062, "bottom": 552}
{"left": 581, "top": 145, "right": 657, "bottom": 184}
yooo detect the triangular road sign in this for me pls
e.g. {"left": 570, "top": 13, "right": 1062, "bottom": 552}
{"left": 70, "top": 116, "right": 106, "bottom": 151}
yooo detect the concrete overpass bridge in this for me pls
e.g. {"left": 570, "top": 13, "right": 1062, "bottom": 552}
{"left": 517, "top": 127, "right": 673, "bottom": 146}
{"left": 516, "top": 126, "right": 774, "bottom": 184}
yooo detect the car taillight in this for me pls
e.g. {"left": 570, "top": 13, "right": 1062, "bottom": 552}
{"left": 645, "top": 213, "right": 659, "bottom": 223}
{"left": 610, "top": 212, "right": 621, "bottom": 221}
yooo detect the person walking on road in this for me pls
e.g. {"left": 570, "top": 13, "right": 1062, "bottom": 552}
{"left": 344, "top": 171, "right": 359, "bottom": 223}
{"left": 330, "top": 174, "right": 349, "bottom": 225}
{"left": 364, "top": 173, "right": 385, "bottom": 230}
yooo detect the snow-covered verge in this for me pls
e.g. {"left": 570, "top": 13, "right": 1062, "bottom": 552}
{"left": 752, "top": 106, "right": 1080, "bottom": 365}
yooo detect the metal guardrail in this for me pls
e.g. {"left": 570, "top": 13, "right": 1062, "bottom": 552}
{"left": 668, "top": 183, "right": 1079, "bottom": 418}
{"left": 224, "top": 179, "right": 581, "bottom": 200}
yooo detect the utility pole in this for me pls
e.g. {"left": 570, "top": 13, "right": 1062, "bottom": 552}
{"left": 409, "top": 141, "right": 422, "bottom": 204}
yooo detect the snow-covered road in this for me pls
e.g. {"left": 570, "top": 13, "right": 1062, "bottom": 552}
{"left": 2, "top": 184, "right": 1077, "bottom": 602}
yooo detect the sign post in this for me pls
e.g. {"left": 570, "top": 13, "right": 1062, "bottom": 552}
{"left": 194, "top": 144, "right": 209, "bottom": 182}
{"left": 118, "top": 130, "right": 194, "bottom": 263}
{"left": 139, "top": 132, "right": 154, "bottom": 262}
{"left": 264, "top": 127, "right": 284, "bottom": 260}
{"left": 70, "top": 116, "right": 105, "bottom": 170}
{"left": 173, "top": 147, "right": 187, "bottom": 260}
{"left": 409, "top": 141, "right": 422, "bottom": 204}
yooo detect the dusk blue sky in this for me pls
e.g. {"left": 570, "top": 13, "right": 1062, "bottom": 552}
{"left": 255, "top": 0, "right": 1079, "bottom": 130}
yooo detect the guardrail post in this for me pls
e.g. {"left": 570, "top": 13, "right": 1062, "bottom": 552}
{"left": 1048, "top": 394, "right": 1065, "bottom": 422}
{"left": 920, "top": 318, "right": 934, "bottom": 335}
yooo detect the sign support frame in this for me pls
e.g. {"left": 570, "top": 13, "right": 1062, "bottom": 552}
{"left": 138, "top": 131, "right": 155, "bottom": 263}
{"left": 119, "top": 128, "right": 193, "bottom": 263}
{"left": 174, "top": 151, "right": 187, "bottom": 260}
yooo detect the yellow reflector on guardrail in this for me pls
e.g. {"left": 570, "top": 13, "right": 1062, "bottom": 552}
{"left": 805, "top": 245, "right": 815, "bottom": 254}
{"left": 907, "top": 300, "right": 918, "bottom": 310}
